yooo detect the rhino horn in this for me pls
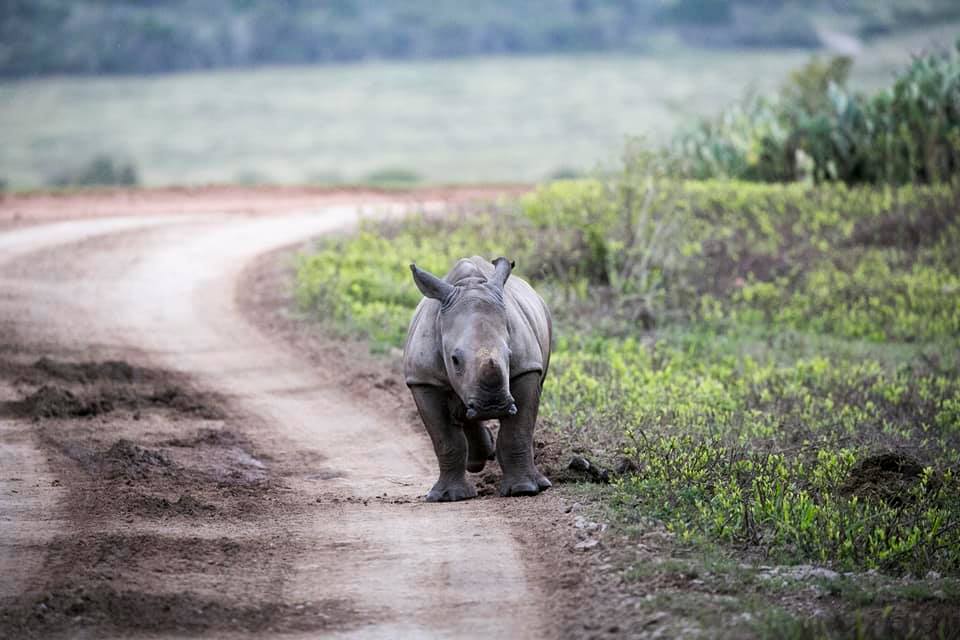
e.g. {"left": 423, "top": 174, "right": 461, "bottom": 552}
{"left": 410, "top": 264, "right": 455, "bottom": 301}
{"left": 491, "top": 257, "right": 514, "bottom": 288}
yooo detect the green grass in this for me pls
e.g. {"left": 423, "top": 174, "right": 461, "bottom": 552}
{"left": 295, "top": 170, "right": 960, "bottom": 579}
{"left": 2, "top": 26, "right": 956, "bottom": 189}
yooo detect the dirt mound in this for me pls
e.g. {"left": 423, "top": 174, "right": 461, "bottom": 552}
{"left": 162, "top": 428, "right": 242, "bottom": 448}
{"left": 136, "top": 493, "right": 218, "bottom": 517}
{"left": 148, "top": 385, "right": 225, "bottom": 419}
{"left": 0, "top": 585, "right": 359, "bottom": 638}
{"left": 6, "top": 381, "right": 224, "bottom": 421}
{"left": 102, "top": 439, "right": 172, "bottom": 480}
{"left": 33, "top": 357, "right": 139, "bottom": 384}
{"left": 848, "top": 204, "right": 956, "bottom": 250}
{"left": 841, "top": 452, "right": 930, "bottom": 506}
{"left": 43, "top": 532, "right": 244, "bottom": 571}
{"left": 16, "top": 385, "right": 113, "bottom": 418}
{"left": 475, "top": 465, "right": 501, "bottom": 497}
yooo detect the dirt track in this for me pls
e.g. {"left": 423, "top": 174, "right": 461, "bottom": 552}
{"left": 0, "top": 188, "right": 600, "bottom": 639}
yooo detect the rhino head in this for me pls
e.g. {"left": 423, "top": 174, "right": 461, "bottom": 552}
{"left": 410, "top": 257, "right": 518, "bottom": 421}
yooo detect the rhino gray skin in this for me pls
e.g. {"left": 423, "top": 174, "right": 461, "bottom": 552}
{"left": 404, "top": 256, "right": 552, "bottom": 502}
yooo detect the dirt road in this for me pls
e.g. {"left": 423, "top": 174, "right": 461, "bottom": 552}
{"left": 0, "top": 190, "right": 573, "bottom": 639}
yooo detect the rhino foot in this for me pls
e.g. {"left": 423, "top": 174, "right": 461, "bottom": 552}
{"left": 500, "top": 472, "right": 552, "bottom": 497}
{"left": 426, "top": 477, "right": 478, "bottom": 502}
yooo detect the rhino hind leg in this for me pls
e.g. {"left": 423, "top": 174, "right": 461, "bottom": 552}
{"left": 497, "top": 372, "right": 552, "bottom": 497}
{"left": 409, "top": 384, "right": 477, "bottom": 502}
{"left": 464, "top": 421, "right": 496, "bottom": 473}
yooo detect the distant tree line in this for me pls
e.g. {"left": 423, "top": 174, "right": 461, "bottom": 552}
{"left": 2, "top": 0, "right": 958, "bottom": 77}
{"left": 0, "top": 0, "right": 934, "bottom": 77}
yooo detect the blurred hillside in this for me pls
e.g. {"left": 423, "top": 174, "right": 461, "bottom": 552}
{"left": 3, "top": 0, "right": 959, "bottom": 77}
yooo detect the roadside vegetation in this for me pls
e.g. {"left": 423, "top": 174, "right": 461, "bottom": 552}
{"left": 296, "top": 51, "right": 960, "bottom": 636}
{"left": 674, "top": 43, "right": 960, "bottom": 185}
{"left": 298, "top": 166, "right": 960, "bottom": 570}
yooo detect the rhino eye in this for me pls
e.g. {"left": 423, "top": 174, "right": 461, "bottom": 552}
{"left": 451, "top": 354, "right": 461, "bottom": 367}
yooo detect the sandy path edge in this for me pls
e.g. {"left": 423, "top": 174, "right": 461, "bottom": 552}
{"left": 0, "top": 184, "right": 531, "bottom": 228}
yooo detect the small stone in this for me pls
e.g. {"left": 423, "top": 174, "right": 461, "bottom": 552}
{"left": 574, "top": 539, "right": 600, "bottom": 551}
{"left": 643, "top": 611, "right": 668, "bottom": 627}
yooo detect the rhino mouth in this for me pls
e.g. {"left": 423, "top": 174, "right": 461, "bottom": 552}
{"left": 464, "top": 397, "right": 517, "bottom": 420}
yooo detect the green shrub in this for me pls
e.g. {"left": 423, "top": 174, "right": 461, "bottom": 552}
{"left": 673, "top": 44, "right": 960, "bottom": 185}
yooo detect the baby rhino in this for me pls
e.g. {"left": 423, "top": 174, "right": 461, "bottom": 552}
{"left": 404, "top": 256, "right": 552, "bottom": 501}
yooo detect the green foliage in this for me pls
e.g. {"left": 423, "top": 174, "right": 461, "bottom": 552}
{"left": 856, "top": 0, "right": 960, "bottom": 39}
{"left": 47, "top": 154, "right": 139, "bottom": 188}
{"left": 363, "top": 167, "right": 422, "bottom": 188}
{"left": 615, "top": 435, "right": 959, "bottom": 574}
{"left": 296, "top": 169, "right": 960, "bottom": 575}
{"left": 673, "top": 44, "right": 960, "bottom": 185}
{"left": 658, "top": 0, "right": 733, "bottom": 26}
{"left": 5, "top": 1, "right": 958, "bottom": 77}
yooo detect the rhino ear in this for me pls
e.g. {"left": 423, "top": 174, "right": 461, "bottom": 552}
{"left": 491, "top": 257, "right": 514, "bottom": 288}
{"left": 410, "top": 264, "right": 455, "bottom": 301}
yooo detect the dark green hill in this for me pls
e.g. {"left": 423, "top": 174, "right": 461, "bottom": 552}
{"left": 1, "top": 0, "right": 958, "bottom": 77}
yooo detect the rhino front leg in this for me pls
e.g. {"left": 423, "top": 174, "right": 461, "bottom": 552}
{"left": 409, "top": 384, "right": 477, "bottom": 502}
{"left": 463, "top": 421, "right": 495, "bottom": 473}
{"left": 497, "top": 372, "right": 552, "bottom": 497}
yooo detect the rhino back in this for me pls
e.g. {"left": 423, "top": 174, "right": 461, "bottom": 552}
{"left": 504, "top": 275, "right": 552, "bottom": 382}
{"left": 403, "top": 257, "right": 552, "bottom": 387}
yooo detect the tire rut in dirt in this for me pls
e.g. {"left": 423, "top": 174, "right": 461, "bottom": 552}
{"left": 0, "top": 353, "right": 369, "bottom": 638}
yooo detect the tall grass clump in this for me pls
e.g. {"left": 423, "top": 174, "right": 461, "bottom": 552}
{"left": 674, "top": 43, "right": 960, "bottom": 185}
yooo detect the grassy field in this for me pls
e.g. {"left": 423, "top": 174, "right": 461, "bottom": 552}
{"left": 1, "top": 25, "right": 956, "bottom": 190}
{"left": 294, "top": 168, "right": 960, "bottom": 635}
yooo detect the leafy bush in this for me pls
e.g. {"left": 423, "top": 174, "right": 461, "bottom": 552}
{"left": 296, "top": 171, "right": 960, "bottom": 575}
{"left": 47, "top": 154, "right": 139, "bottom": 188}
{"left": 673, "top": 44, "right": 960, "bottom": 185}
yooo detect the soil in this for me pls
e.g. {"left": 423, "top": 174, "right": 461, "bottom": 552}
{"left": 0, "top": 184, "right": 530, "bottom": 229}
{"left": 0, "top": 187, "right": 622, "bottom": 640}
